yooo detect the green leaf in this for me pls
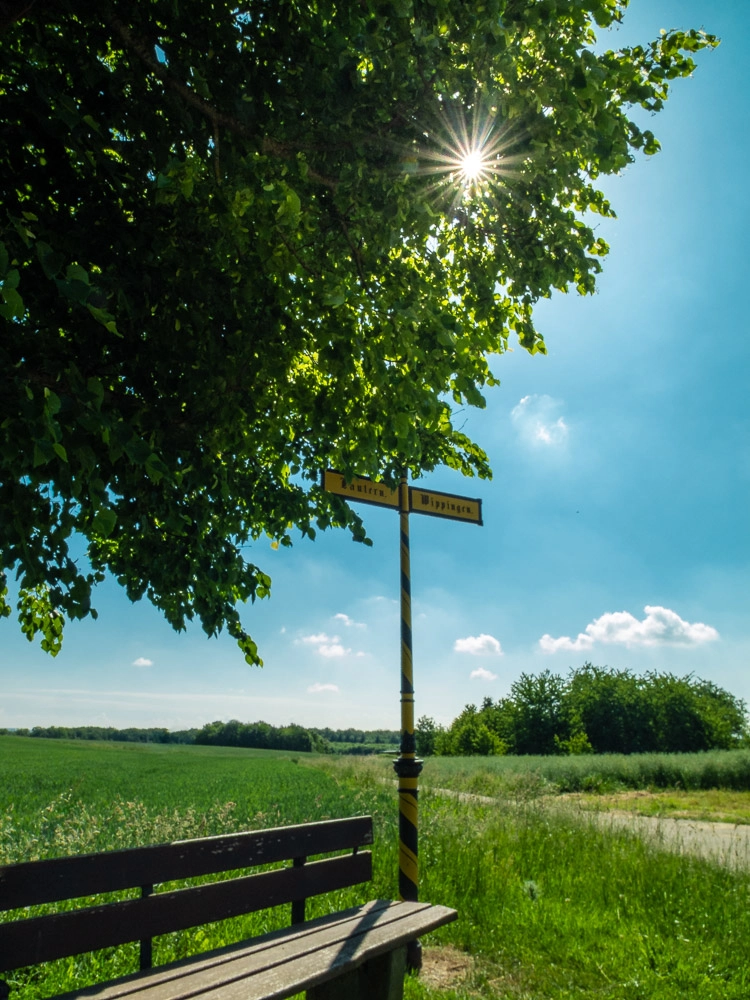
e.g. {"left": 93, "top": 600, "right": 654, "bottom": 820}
{"left": 145, "top": 453, "right": 169, "bottom": 483}
{"left": 44, "top": 388, "right": 62, "bottom": 415}
{"left": 91, "top": 509, "right": 117, "bottom": 538}
{"left": 87, "top": 304, "right": 120, "bottom": 336}
{"left": 2, "top": 267, "right": 20, "bottom": 290}
{"left": 65, "top": 263, "right": 90, "bottom": 285}
{"left": 87, "top": 378, "right": 105, "bottom": 407}
{"left": 33, "top": 442, "right": 50, "bottom": 466}
{"left": 36, "top": 241, "right": 65, "bottom": 279}
{"left": 0, "top": 287, "right": 24, "bottom": 319}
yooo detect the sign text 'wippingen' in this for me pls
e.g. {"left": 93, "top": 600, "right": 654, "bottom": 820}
{"left": 322, "top": 470, "right": 482, "bottom": 525}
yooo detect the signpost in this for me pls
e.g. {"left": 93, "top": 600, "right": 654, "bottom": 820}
{"left": 322, "top": 469, "right": 482, "bottom": 915}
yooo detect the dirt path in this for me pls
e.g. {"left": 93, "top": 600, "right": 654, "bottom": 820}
{"left": 578, "top": 809, "right": 750, "bottom": 870}
{"left": 426, "top": 786, "right": 750, "bottom": 870}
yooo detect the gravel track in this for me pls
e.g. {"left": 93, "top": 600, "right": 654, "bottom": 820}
{"left": 579, "top": 809, "right": 750, "bottom": 870}
{"left": 427, "top": 786, "right": 750, "bottom": 870}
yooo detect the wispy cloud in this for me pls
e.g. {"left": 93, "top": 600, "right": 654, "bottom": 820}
{"left": 307, "top": 683, "right": 340, "bottom": 694}
{"left": 298, "top": 632, "right": 352, "bottom": 658}
{"left": 333, "top": 613, "right": 366, "bottom": 629}
{"left": 132, "top": 657, "right": 153, "bottom": 668}
{"left": 319, "top": 642, "right": 350, "bottom": 658}
{"left": 299, "top": 633, "right": 331, "bottom": 646}
{"left": 540, "top": 605, "right": 720, "bottom": 653}
{"left": 511, "top": 394, "right": 569, "bottom": 448}
{"left": 470, "top": 666, "right": 498, "bottom": 681}
{"left": 454, "top": 633, "right": 503, "bottom": 656}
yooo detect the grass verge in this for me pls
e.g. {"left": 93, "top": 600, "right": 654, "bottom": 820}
{"left": 563, "top": 788, "right": 750, "bottom": 825}
{"left": 2, "top": 741, "right": 749, "bottom": 999}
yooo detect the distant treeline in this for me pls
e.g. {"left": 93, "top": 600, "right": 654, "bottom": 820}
{"left": 0, "top": 726, "right": 199, "bottom": 743}
{"left": 194, "top": 721, "right": 399, "bottom": 753}
{"left": 194, "top": 720, "right": 327, "bottom": 752}
{"left": 314, "top": 728, "right": 400, "bottom": 746}
{"left": 10, "top": 665, "right": 745, "bottom": 759}
{"left": 0, "top": 721, "right": 399, "bottom": 754}
{"left": 416, "top": 665, "right": 749, "bottom": 757}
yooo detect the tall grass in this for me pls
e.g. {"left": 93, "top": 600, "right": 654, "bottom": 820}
{"left": 0, "top": 737, "right": 390, "bottom": 1000}
{"left": 0, "top": 737, "right": 358, "bottom": 863}
{"left": 406, "top": 789, "right": 750, "bottom": 1000}
{"left": 2, "top": 739, "right": 749, "bottom": 1000}
{"left": 419, "top": 748, "right": 750, "bottom": 797}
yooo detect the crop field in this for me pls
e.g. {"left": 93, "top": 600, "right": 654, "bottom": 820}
{"left": 417, "top": 748, "right": 750, "bottom": 797}
{"left": 2, "top": 737, "right": 750, "bottom": 1000}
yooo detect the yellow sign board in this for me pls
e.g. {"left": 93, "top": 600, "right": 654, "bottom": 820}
{"left": 409, "top": 487, "right": 483, "bottom": 525}
{"left": 322, "top": 470, "right": 399, "bottom": 510}
{"left": 323, "top": 470, "right": 482, "bottom": 525}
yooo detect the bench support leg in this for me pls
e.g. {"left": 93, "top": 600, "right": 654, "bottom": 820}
{"left": 307, "top": 945, "right": 407, "bottom": 1000}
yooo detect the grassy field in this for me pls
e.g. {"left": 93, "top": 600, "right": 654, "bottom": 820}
{"left": 2, "top": 738, "right": 749, "bottom": 1000}
{"left": 418, "top": 748, "right": 750, "bottom": 797}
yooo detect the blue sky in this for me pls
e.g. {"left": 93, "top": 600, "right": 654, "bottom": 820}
{"left": 2, "top": 0, "right": 748, "bottom": 733}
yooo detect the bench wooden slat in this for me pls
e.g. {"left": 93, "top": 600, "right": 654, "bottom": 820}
{"left": 0, "top": 817, "right": 373, "bottom": 908}
{"left": 51, "top": 901, "right": 458, "bottom": 1000}
{"left": 0, "top": 853, "right": 372, "bottom": 973}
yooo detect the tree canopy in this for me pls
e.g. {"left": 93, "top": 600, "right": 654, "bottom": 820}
{"left": 0, "top": 1, "right": 716, "bottom": 661}
{"left": 417, "top": 665, "right": 749, "bottom": 757}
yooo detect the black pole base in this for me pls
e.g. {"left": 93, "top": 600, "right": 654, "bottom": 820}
{"left": 406, "top": 938, "right": 423, "bottom": 973}
{"left": 393, "top": 756, "right": 424, "bottom": 779}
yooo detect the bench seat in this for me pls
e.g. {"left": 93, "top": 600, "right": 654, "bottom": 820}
{"left": 0, "top": 817, "right": 457, "bottom": 1000}
{"left": 56, "top": 900, "right": 456, "bottom": 1000}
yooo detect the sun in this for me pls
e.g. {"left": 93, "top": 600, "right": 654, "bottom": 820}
{"left": 405, "top": 99, "right": 523, "bottom": 210}
{"left": 460, "top": 148, "right": 487, "bottom": 182}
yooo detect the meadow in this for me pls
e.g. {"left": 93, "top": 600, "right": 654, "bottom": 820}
{"left": 418, "top": 748, "right": 750, "bottom": 796}
{"left": 1, "top": 737, "right": 749, "bottom": 1000}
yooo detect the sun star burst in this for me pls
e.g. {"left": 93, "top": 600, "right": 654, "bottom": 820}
{"left": 406, "top": 99, "right": 524, "bottom": 211}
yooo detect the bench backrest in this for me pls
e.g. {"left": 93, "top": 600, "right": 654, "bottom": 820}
{"left": 0, "top": 815, "right": 373, "bottom": 975}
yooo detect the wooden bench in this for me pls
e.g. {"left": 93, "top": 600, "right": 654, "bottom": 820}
{"left": 0, "top": 815, "right": 456, "bottom": 1000}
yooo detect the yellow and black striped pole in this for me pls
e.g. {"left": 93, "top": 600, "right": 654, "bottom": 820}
{"left": 394, "top": 473, "right": 424, "bottom": 940}
{"left": 321, "top": 464, "right": 481, "bottom": 968}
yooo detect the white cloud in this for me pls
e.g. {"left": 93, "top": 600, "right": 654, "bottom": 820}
{"left": 307, "top": 683, "right": 340, "bottom": 694}
{"left": 470, "top": 666, "right": 498, "bottom": 681}
{"left": 333, "top": 613, "right": 366, "bottom": 629}
{"left": 297, "top": 632, "right": 352, "bottom": 658}
{"left": 540, "top": 605, "right": 720, "bottom": 653}
{"left": 318, "top": 642, "right": 350, "bottom": 658}
{"left": 132, "top": 657, "right": 153, "bottom": 667}
{"left": 454, "top": 633, "right": 503, "bottom": 656}
{"left": 299, "top": 632, "right": 332, "bottom": 645}
{"left": 511, "top": 394, "right": 569, "bottom": 448}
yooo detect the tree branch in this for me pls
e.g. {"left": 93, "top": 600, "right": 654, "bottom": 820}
{"left": 107, "top": 13, "right": 338, "bottom": 189}
{"left": 0, "top": 0, "right": 45, "bottom": 32}
{"left": 332, "top": 207, "right": 366, "bottom": 285}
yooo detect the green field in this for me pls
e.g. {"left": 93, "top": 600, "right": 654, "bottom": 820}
{"left": 417, "top": 748, "right": 750, "bottom": 796}
{"left": 2, "top": 737, "right": 749, "bottom": 1000}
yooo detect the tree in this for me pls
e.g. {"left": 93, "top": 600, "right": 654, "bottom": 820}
{"left": 506, "top": 670, "right": 568, "bottom": 755}
{"left": 0, "top": 2, "right": 717, "bottom": 661}
{"left": 691, "top": 679, "right": 748, "bottom": 749}
{"left": 564, "top": 662, "right": 650, "bottom": 754}
{"left": 436, "top": 666, "right": 748, "bottom": 756}
{"left": 415, "top": 715, "right": 439, "bottom": 756}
